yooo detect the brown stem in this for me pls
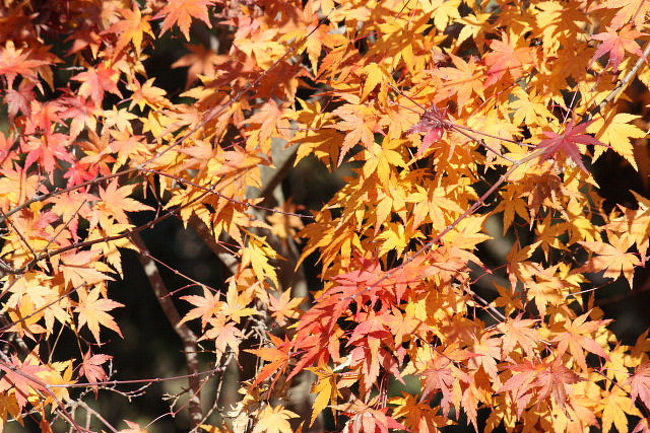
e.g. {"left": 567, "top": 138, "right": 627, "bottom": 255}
{"left": 588, "top": 41, "right": 650, "bottom": 120}
{"left": 187, "top": 215, "right": 239, "bottom": 275}
{"left": 128, "top": 230, "right": 203, "bottom": 429}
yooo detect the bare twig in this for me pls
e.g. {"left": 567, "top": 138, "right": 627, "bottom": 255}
{"left": 587, "top": 41, "right": 650, "bottom": 120}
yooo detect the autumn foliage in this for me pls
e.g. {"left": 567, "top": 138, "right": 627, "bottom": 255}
{"left": 1, "top": 0, "right": 650, "bottom": 432}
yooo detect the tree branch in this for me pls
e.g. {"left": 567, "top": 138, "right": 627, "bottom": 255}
{"left": 129, "top": 231, "right": 203, "bottom": 429}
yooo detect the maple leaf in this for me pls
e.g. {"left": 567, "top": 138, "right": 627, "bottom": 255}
{"left": 629, "top": 362, "right": 650, "bottom": 412}
{"left": 221, "top": 282, "right": 257, "bottom": 323}
{"left": 59, "top": 95, "right": 100, "bottom": 140}
{"left": 331, "top": 104, "right": 376, "bottom": 166}
{"left": 552, "top": 311, "right": 611, "bottom": 371}
{"left": 467, "top": 331, "right": 501, "bottom": 384}
{"left": 252, "top": 404, "right": 298, "bottom": 433}
{"left": 58, "top": 250, "right": 114, "bottom": 288}
{"left": 433, "top": 54, "right": 484, "bottom": 110}
{"left": 98, "top": 180, "right": 153, "bottom": 225}
{"left": 588, "top": 112, "right": 646, "bottom": 170}
{"left": 172, "top": 44, "right": 222, "bottom": 88}
{"left": 4, "top": 80, "right": 35, "bottom": 120}
{"left": 157, "top": 0, "right": 217, "bottom": 41}
{"left": 484, "top": 32, "right": 537, "bottom": 86}
{"left": 498, "top": 360, "right": 542, "bottom": 416}
{"left": 246, "top": 334, "right": 292, "bottom": 386}
{"left": 590, "top": 25, "right": 646, "bottom": 72}
{"left": 179, "top": 286, "right": 223, "bottom": 330}
{"left": 79, "top": 351, "right": 112, "bottom": 396}
{"left": 129, "top": 78, "right": 168, "bottom": 111}
{"left": 74, "top": 287, "right": 124, "bottom": 343}
{"left": 0, "top": 40, "right": 50, "bottom": 88}
{"left": 22, "top": 133, "right": 74, "bottom": 174}
{"left": 80, "top": 351, "right": 112, "bottom": 381}
{"left": 538, "top": 120, "right": 605, "bottom": 171}
{"left": 268, "top": 289, "right": 303, "bottom": 326}
{"left": 203, "top": 318, "right": 244, "bottom": 356}
{"left": 23, "top": 99, "right": 64, "bottom": 137}
{"left": 497, "top": 315, "right": 540, "bottom": 357}
{"left": 103, "top": 107, "right": 138, "bottom": 133}
{"left": 104, "top": 5, "right": 154, "bottom": 55}
{"left": 390, "top": 394, "right": 448, "bottom": 433}
{"left": 307, "top": 365, "right": 343, "bottom": 425}
{"left": 509, "top": 86, "right": 553, "bottom": 127}
{"left": 0, "top": 354, "right": 48, "bottom": 410}
{"left": 601, "top": 387, "right": 640, "bottom": 433}
{"left": 580, "top": 233, "right": 641, "bottom": 287}
{"left": 334, "top": 397, "right": 407, "bottom": 433}
{"left": 360, "top": 62, "right": 393, "bottom": 101}
{"left": 72, "top": 64, "right": 123, "bottom": 106}
{"left": 406, "top": 106, "right": 449, "bottom": 156}
{"left": 421, "top": 356, "right": 461, "bottom": 417}
{"left": 240, "top": 235, "right": 280, "bottom": 288}
{"left": 533, "top": 359, "right": 580, "bottom": 408}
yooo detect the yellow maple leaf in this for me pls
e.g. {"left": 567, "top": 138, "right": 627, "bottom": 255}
{"left": 580, "top": 233, "right": 641, "bottom": 288}
{"left": 306, "top": 365, "right": 341, "bottom": 425}
{"left": 74, "top": 286, "right": 124, "bottom": 343}
{"left": 588, "top": 112, "right": 645, "bottom": 170}
{"left": 240, "top": 234, "right": 280, "bottom": 288}
{"left": 601, "top": 387, "right": 639, "bottom": 433}
{"left": 252, "top": 404, "right": 298, "bottom": 433}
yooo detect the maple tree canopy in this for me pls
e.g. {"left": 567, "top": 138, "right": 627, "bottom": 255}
{"left": 0, "top": 0, "right": 649, "bottom": 433}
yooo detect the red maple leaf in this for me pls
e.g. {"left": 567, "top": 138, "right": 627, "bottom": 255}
{"left": 0, "top": 355, "right": 48, "bottom": 410}
{"left": 590, "top": 25, "right": 646, "bottom": 72}
{"left": 406, "top": 106, "right": 449, "bottom": 156}
{"left": 629, "top": 361, "right": 650, "bottom": 411}
{"left": 72, "top": 64, "right": 122, "bottom": 105}
{"left": 538, "top": 120, "right": 605, "bottom": 171}
{"left": 80, "top": 351, "right": 112, "bottom": 396}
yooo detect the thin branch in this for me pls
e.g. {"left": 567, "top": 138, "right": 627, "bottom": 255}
{"left": 587, "top": 41, "right": 650, "bottom": 120}
{"left": 0, "top": 353, "right": 90, "bottom": 433}
{"left": 129, "top": 230, "right": 203, "bottom": 429}
{"left": 46, "top": 365, "right": 225, "bottom": 389}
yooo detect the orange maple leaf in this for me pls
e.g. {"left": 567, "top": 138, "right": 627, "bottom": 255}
{"left": 104, "top": 5, "right": 154, "bottom": 55}
{"left": 203, "top": 319, "right": 244, "bottom": 355}
{"left": 179, "top": 286, "right": 223, "bottom": 330}
{"left": 58, "top": 250, "right": 113, "bottom": 288}
{"left": 580, "top": 233, "right": 641, "bottom": 287}
{"left": 433, "top": 54, "right": 484, "bottom": 110}
{"left": 74, "top": 287, "right": 124, "bottom": 343}
{"left": 98, "top": 180, "right": 153, "bottom": 225}
{"left": 0, "top": 41, "right": 50, "bottom": 88}
{"left": 484, "top": 32, "right": 536, "bottom": 86}
{"left": 157, "top": 0, "right": 218, "bottom": 41}
{"left": 72, "top": 64, "right": 122, "bottom": 105}
{"left": 268, "top": 288, "right": 303, "bottom": 326}
{"left": 246, "top": 334, "right": 292, "bottom": 386}
{"left": 497, "top": 315, "right": 540, "bottom": 357}
{"left": 552, "top": 311, "right": 611, "bottom": 371}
